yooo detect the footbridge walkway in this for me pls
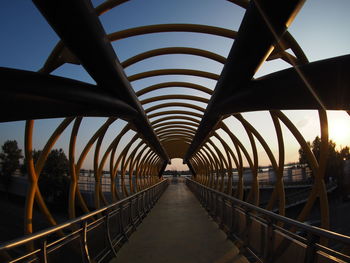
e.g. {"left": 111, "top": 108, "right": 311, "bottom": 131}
{"left": 1, "top": 178, "right": 349, "bottom": 263}
{"left": 112, "top": 178, "right": 247, "bottom": 263}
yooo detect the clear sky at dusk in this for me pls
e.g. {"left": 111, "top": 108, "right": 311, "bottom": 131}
{"left": 0, "top": 0, "right": 350, "bottom": 170}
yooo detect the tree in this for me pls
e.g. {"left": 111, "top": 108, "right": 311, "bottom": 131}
{"left": 298, "top": 136, "right": 347, "bottom": 182}
{"left": 340, "top": 146, "right": 350, "bottom": 160}
{"left": 0, "top": 140, "right": 23, "bottom": 194}
{"left": 311, "top": 136, "right": 322, "bottom": 161}
{"left": 298, "top": 141, "right": 311, "bottom": 165}
{"left": 38, "top": 149, "right": 69, "bottom": 206}
{"left": 22, "top": 148, "right": 69, "bottom": 206}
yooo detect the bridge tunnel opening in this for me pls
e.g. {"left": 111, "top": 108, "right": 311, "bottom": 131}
{"left": 165, "top": 158, "right": 190, "bottom": 176}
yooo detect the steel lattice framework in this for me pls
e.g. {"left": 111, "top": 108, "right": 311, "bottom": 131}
{"left": 1, "top": 0, "right": 350, "bottom": 243}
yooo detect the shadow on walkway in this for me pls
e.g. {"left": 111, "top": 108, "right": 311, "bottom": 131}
{"left": 110, "top": 178, "right": 248, "bottom": 263}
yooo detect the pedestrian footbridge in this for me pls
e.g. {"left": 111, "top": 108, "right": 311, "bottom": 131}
{"left": 1, "top": 178, "right": 349, "bottom": 262}
{"left": 0, "top": 0, "right": 350, "bottom": 262}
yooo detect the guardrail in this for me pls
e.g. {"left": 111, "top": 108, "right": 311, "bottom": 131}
{"left": 0, "top": 179, "right": 169, "bottom": 263}
{"left": 186, "top": 178, "right": 350, "bottom": 263}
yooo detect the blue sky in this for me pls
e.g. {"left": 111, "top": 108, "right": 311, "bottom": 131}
{"left": 0, "top": 0, "right": 350, "bottom": 170}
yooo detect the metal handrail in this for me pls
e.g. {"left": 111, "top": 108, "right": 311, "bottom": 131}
{"left": 186, "top": 178, "right": 350, "bottom": 262}
{"left": 186, "top": 178, "right": 350, "bottom": 243}
{"left": 0, "top": 179, "right": 169, "bottom": 262}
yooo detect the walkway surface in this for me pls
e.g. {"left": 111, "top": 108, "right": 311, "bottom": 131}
{"left": 110, "top": 178, "right": 248, "bottom": 263}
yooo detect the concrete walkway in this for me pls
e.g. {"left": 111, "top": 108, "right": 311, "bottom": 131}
{"left": 110, "top": 178, "right": 248, "bottom": 263}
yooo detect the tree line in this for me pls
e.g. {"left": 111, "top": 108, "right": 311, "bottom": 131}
{"left": 0, "top": 140, "right": 69, "bottom": 207}
{"left": 299, "top": 136, "right": 350, "bottom": 197}
{"left": 1, "top": 137, "right": 350, "bottom": 205}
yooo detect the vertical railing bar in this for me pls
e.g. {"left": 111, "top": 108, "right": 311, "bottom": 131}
{"left": 148, "top": 190, "right": 151, "bottom": 211}
{"left": 119, "top": 202, "right": 128, "bottom": 241}
{"left": 141, "top": 192, "right": 146, "bottom": 218}
{"left": 39, "top": 239, "right": 48, "bottom": 263}
{"left": 228, "top": 200, "right": 236, "bottom": 240}
{"left": 137, "top": 194, "right": 142, "bottom": 222}
{"left": 130, "top": 199, "right": 137, "bottom": 231}
{"left": 263, "top": 218, "right": 275, "bottom": 261}
{"left": 81, "top": 221, "right": 92, "bottom": 263}
{"left": 221, "top": 196, "right": 226, "bottom": 229}
{"left": 215, "top": 191, "right": 219, "bottom": 220}
{"left": 143, "top": 192, "right": 147, "bottom": 214}
{"left": 219, "top": 196, "right": 224, "bottom": 228}
{"left": 244, "top": 209, "right": 253, "bottom": 251}
{"left": 105, "top": 211, "right": 118, "bottom": 258}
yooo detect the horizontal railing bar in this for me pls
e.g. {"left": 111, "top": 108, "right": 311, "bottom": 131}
{"left": 186, "top": 178, "right": 350, "bottom": 245}
{"left": 45, "top": 227, "right": 83, "bottom": 251}
{"left": 0, "top": 179, "right": 167, "bottom": 251}
{"left": 315, "top": 243, "right": 350, "bottom": 261}
{"left": 9, "top": 248, "right": 40, "bottom": 263}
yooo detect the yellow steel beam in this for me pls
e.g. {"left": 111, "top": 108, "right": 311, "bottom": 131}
{"left": 141, "top": 94, "right": 209, "bottom": 105}
{"left": 122, "top": 47, "right": 226, "bottom": 68}
{"left": 137, "top": 82, "right": 212, "bottom": 97}
{"left": 128, "top": 69, "right": 219, "bottom": 82}
{"left": 148, "top": 110, "right": 203, "bottom": 120}
{"left": 145, "top": 102, "right": 205, "bottom": 115}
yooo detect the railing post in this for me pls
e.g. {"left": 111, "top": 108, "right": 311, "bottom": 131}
{"left": 129, "top": 199, "right": 137, "bottom": 231}
{"left": 152, "top": 186, "right": 156, "bottom": 206}
{"left": 215, "top": 191, "right": 219, "bottom": 220}
{"left": 263, "top": 218, "right": 276, "bottom": 262}
{"left": 208, "top": 190, "right": 212, "bottom": 213}
{"left": 105, "top": 210, "right": 118, "bottom": 257}
{"left": 243, "top": 209, "right": 253, "bottom": 250}
{"left": 39, "top": 239, "right": 48, "bottom": 263}
{"left": 228, "top": 201, "right": 236, "bottom": 240}
{"left": 204, "top": 187, "right": 208, "bottom": 209}
{"left": 81, "top": 221, "right": 92, "bottom": 263}
{"left": 141, "top": 192, "right": 146, "bottom": 217}
{"left": 136, "top": 193, "right": 142, "bottom": 222}
{"left": 146, "top": 190, "right": 151, "bottom": 212}
{"left": 119, "top": 203, "right": 128, "bottom": 241}
{"left": 220, "top": 196, "right": 226, "bottom": 229}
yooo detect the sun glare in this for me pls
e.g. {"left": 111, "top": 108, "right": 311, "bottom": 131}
{"left": 328, "top": 111, "right": 350, "bottom": 147}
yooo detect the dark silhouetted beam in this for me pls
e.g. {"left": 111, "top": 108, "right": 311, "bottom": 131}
{"left": 33, "top": 0, "right": 169, "bottom": 162}
{"left": 186, "top": 161, "right": 197, "bottom": 178}
{"left": 0, "top": 67, "right": 137, "bottom": 122}
{"left": 158, "top": 161, "right": 168, "bottom": 178}
{"left": 185, "top": 0, "right": 305, "bottom": 161}
{"left": 217, "top": 55, "right": 350, "bottom": 113}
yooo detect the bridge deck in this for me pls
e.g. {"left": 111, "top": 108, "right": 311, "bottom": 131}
{"left": 110, "top": 178, "right": 248, "bottom": 263}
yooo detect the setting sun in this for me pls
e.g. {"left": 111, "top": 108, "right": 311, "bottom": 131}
{"left": 328, "top": 111, "right": 350, "bottom": 147}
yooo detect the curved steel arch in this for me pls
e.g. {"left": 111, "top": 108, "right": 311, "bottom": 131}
{"left": 145, "top": 102, "right": 205, "bottom": 114}
{"left": 141, "top": 94, "right": 209, "bottom": 105}
{"left": 148, "top": 110, "right": 203, "bottom": 120}
{"left": 157, "top": 130, "right": 196, "bottom": 138}
{"left": 108, "top": 24, "right": 237, "bottom": 42}
{"left": 160, "top": 136, "right": 195, "bottom": 145}
{"left": 128, "top": 69, "right": 220, "bottom": 82}
{"left": 153, "top": 121, "right": 199, "bottom": 130}
{"left": 136, "top": 82, "right": 213, "bottom": 97}
{"left": 122, "top": 47, "right": 226, "bottom": 68}
{"left": 151, "top": 115, "right": 201, "bottom": 126}
{"left": 154, "top": 125, "right": 198, "bottom": 134}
